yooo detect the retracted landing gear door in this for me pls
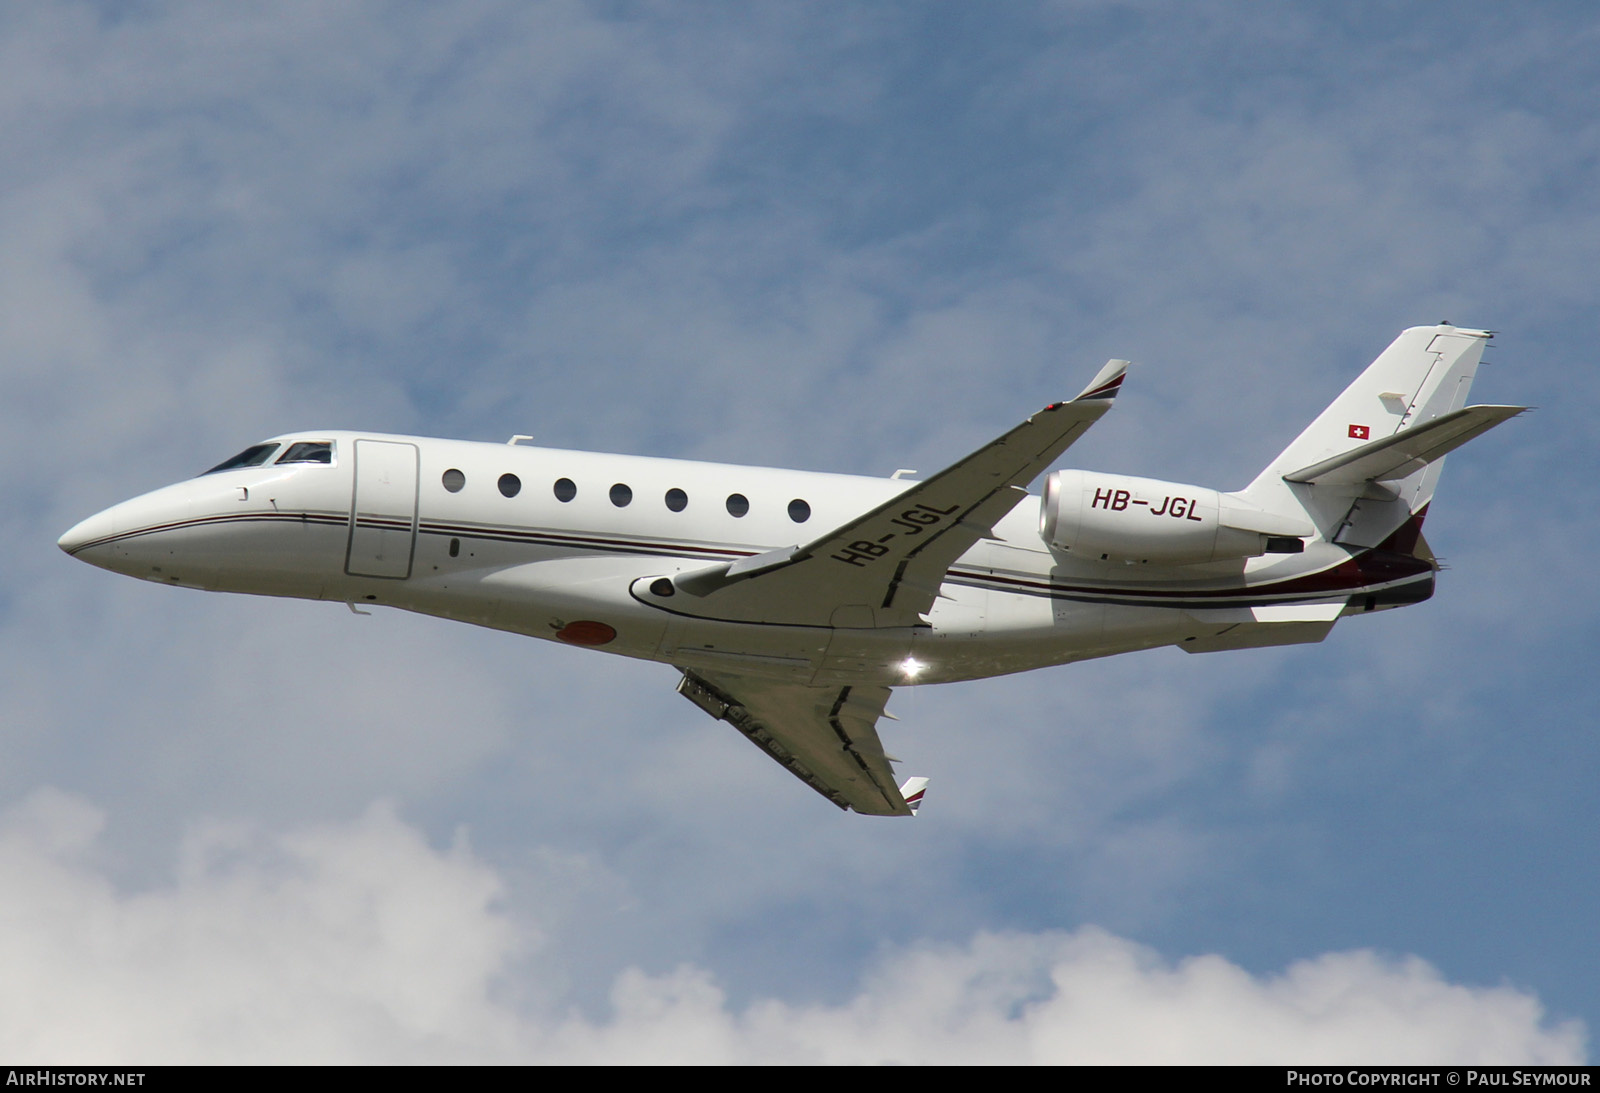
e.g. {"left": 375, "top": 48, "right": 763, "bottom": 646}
{"left": 346, "top": 440, "right": 419, "bottom": 579}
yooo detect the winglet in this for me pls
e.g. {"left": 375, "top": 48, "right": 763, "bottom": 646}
{"left": 899, "top": 776, "right": 929, "bottom": 815}
{"left": 1072, "top": 358, "right": 1130, "bottom": 403}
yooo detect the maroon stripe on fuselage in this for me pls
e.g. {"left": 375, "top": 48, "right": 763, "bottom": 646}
{"left": 69, "top": 510, "right": 758, "bottom": 566}
{"left": 73, "top": 509, "right": 1432, "bottom": 609}
{"left": 419, "top": 520, "right": 756, "bottom": 559}
{"left": 64, "top": 510, "right": 348, "bottom": 554}
{"left": 947, "top": 547, "right": 1432, "bottom": 606}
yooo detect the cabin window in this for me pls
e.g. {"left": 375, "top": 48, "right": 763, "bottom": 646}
{"left": 449, "top": 538, "right": 460, "bottom": 557}
{"left": 665, "top": 488, "right": 688, "bottom": 512}
{"left": 441, "top": 469, "right": 465, "bottom": 493}
{"left": 202, "top": 444, "right": 279, "bottom": 475}
{"left": 498, "top": 473, "right": 522, "bottom": 498}
{"left": 276, "top": 441, "right": 334, "bottom": 465}
{"left": 726, "top": 493, "right": 749, "bottom": 518}
{"left": 554, "top": 478, "right": 577, "bottom": 502}
{"left": 610, "top": 483, "right": 633, "bottom": 507}
{"left": 787, "top": 498, "right": 811, "bottom": 523}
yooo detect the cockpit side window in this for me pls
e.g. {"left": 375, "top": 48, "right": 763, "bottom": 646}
{"left": 202, "top": 444, "right": 280, "bottom": 475}
{"left": 276, "top": 441, "right": 334, "bottom": 465}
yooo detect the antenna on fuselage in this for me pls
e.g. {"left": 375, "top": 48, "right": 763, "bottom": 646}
{"left": 508, "top": 434, "right": 534, "bottom": 446}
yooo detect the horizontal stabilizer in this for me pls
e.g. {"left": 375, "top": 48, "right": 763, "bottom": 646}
{"left": 1284, "top": 405, "right": 1526, "bottom": 486}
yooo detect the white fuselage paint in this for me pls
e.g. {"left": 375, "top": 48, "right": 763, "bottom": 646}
{"left": 59, "top": 430, "right": 1429, "bottom": 688}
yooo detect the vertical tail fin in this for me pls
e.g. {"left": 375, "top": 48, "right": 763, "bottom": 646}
{"left": 1236, "top": 325, "right": 1519, "bottom": 550}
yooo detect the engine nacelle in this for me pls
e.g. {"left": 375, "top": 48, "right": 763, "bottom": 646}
{"left": 1039, "top": 470, "right": 1314, "bottom": 565}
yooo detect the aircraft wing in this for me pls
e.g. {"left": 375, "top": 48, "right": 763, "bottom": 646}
{"left": 677, "top": 668, "right": 914, "bottom": 816}
{"left": 666, "top": 358, "right": 1129, "bottom": 627}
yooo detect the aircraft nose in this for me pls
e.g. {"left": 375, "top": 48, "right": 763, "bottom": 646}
{"left": 58, "top": 507, "right": 119, "bottom": 558}
{"left": 59, "top": 482, "right": 206, "bottom": 581}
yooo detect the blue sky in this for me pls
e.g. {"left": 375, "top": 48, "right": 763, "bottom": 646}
{"left": 3, "top": 1, "right": 1596, "bottom": 1062}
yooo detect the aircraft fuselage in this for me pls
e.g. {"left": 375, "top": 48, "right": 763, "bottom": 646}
{"left": 58, "top": 430, "right": 1430, "bottom": 689}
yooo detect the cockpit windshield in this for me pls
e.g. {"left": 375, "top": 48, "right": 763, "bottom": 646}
{"left": 202, "top": 444, "right": 279, "bottom": 475}
{"left": 276, "top": 441, "right": 333, "bottom": 465}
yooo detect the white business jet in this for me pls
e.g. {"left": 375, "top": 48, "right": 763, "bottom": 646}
{"left": 60, "top": 325, "right": 1522, "bottom": 817}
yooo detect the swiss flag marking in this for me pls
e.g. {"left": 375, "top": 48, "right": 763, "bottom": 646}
{"left": 1348, "top": 424, "right": 1370, "bottom": 439}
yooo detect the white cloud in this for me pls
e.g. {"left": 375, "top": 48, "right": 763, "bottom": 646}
{"left": 0, "top": 789, "right": 522, "bottom": 1063}
{"left": 0, "top": 789, "right": 1581, "bottom": 1064}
